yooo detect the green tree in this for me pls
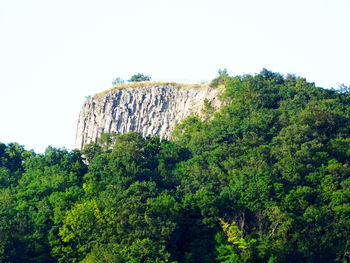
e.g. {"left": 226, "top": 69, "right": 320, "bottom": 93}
{"left": 112, "top": 77, "right": 124, "bottom": 85}
{"left": 210, "top": 68, "right": 230, "bottom": 87}
{"left": 129, "top": 73, "right": 151, "bottom": 82}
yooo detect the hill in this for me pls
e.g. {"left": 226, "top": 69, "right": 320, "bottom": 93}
{"left": 0, "top": 69, "right": 349, "bottom": 262}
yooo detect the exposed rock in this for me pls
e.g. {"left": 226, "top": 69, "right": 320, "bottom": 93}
{"left": 75, "top": 83, "right": 224, "bottom": 150}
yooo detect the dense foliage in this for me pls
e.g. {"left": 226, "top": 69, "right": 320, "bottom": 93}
{"left": 1, "top": 70, "right": 350, "bottom": 262}
{"left": 128, "top": 73, "right": 151, "bottom": 82}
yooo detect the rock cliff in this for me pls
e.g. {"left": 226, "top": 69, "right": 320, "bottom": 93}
{"left": 75, "top": 82, "right": 224, "bottom": 150}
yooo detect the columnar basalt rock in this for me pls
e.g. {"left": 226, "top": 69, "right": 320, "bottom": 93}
{"left": 75, "top": 83, "right": 224, "bottom": 150}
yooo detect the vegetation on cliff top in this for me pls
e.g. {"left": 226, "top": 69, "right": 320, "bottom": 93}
{"left": 1, "top": 69, "right": 350, "bottom": 262}
{"left": 94, "top": 82, "right": 211, "bottom": 98}
{"left": 128, "top": 73, "right": 151, "bottom": 82}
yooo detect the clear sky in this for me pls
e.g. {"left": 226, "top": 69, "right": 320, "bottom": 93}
{"left": 0, "top": 0, "right": 349, "bottom": 153}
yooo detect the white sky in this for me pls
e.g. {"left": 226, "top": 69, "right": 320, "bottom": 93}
{"left": 0, "top": 0, "right": 349, "bottom": 152}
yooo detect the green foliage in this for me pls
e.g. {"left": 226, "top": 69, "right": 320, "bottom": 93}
{"left": 129, "top": 73, "right": 151, "bottom": 82}
{"left": 1, "top": 69, "right": 350, "bottom": 262}
{"left": 210, "top": 69, "right": 231, "bottom": 88}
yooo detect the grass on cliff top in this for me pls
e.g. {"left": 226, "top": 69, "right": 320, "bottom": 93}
{"left": 93, "top": 82, "right": 210, "bottom": 98}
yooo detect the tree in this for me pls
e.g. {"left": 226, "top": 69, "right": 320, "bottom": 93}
{"left": 210, "top": 69, "right": 230, "bottom": 87}
{"left": 129, "top": 73, "right": 151, "bottom": 82}
{"left": 112, "top": 77, "right": 124, "bottom": 85}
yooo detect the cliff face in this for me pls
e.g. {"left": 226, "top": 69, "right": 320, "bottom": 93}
{"left": 75, "top": 83, "right": 224, "bottom": 150}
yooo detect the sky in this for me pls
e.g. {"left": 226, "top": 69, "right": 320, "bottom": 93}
{"left": 0, "top": 0, "right": 349, "bottom": 153}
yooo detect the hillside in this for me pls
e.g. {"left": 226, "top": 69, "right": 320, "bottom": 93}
{"left": 0, "top": 70, "right": 349, "bottom": 263}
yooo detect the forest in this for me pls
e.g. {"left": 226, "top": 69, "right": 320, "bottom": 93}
{"left": 0, "top": 70, "right": 349, "bottom": 262}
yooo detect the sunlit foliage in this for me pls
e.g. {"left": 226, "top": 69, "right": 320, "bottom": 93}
{"left": 1, "top": 70, "right": 349, "bottom": 262}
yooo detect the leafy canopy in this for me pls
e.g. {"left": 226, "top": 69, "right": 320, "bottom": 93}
{"left": 1, "top": 69, "right": 350, "bottom": 262}
{"left": 129, "top": 73, "right": 151, "bottom": 82}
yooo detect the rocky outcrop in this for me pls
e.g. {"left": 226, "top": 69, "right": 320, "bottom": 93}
{"left": 75, "top": 83, "right": 224, "bottom": 150}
